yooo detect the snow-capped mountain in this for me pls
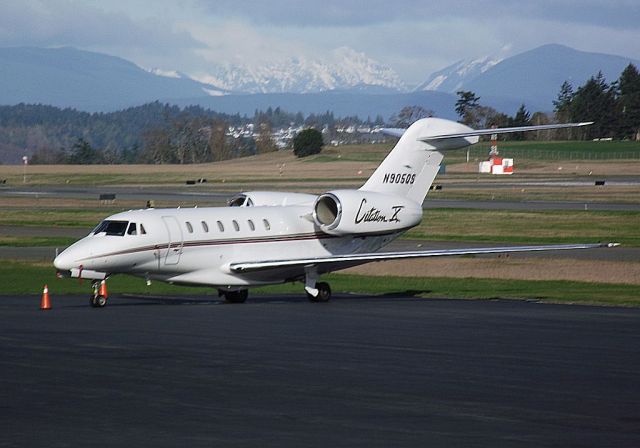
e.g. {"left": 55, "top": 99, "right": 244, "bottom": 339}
{"left": 416, "top": 55, "right": 503, "bottom": 93}
{"left": 417, "top": 44, "right": 640, "bottom": 112}
{"left": 193, "top": 47, "right": 407, "bottom": 94}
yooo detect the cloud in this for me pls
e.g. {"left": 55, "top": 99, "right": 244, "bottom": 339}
{"left": 0, "top": 0, "right": 203, "bottom": 51}
{"left": 196, "top": 0, "right": 640, "bottom": 30}
{"left": 1, "top": 0, "right": 638, "bottom": 86}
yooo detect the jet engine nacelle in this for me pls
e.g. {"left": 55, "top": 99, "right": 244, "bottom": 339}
{"left": 313, "top": 190, "right": 422, "bottom": 236}
{"left": 229, "top": 191, "right": 318, "bottom": 207}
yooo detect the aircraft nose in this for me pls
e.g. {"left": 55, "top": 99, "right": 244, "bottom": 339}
{"left": 54, "top": 249, "right": 75, "bottom": 271}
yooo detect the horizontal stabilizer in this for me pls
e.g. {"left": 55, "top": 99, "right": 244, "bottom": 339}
{"left": 229, "top": 242, "right": 617, "bottom": 273}
{"left": 422, "top": 122, "right": 593, "bottom": 141}
{"left": 380, "top": 128, "right": 406, "bottom": 138}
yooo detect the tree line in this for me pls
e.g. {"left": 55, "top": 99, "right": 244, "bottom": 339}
{"left": 0, "top": 102, "right": 374, "bottom": 164}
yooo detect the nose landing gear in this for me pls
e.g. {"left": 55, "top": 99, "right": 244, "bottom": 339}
{"left": 90, "top": 280, "right": 108, "bottom": 308}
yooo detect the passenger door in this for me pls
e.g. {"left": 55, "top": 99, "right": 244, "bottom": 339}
{"left": 161, "top": 216, "right": 183, "bottom": 265}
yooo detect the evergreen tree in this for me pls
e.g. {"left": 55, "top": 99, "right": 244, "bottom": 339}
{"left": 618, "top": 63, "right": 640, "bottom": 140}
{"left": 293, "top": 129, "right": 323, "bottom": 158}
{"left": 571, "top": 72, "right": 618, "bottom": 139}
{"left": 455, "top": 91, "right": 481, "bottom": 126}
{"left": 509, "top": 104, "right": 532, "bottom": 141}
{"left": 553, "top": 81, "right": 575, "bottom": 139}
{"left": 68, "top": 138, "right": 103, "bottom": 164}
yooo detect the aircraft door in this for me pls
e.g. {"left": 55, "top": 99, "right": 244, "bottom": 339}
{"left": 161, "top": 216, "right": 183, "bottom": 265}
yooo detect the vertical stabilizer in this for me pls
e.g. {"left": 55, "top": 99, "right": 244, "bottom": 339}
{"left": 360, "top": 118, "right": 476, "bottom": 204}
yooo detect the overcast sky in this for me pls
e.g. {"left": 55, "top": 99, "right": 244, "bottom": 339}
{"left": 1, "top": 0, "right": 639, "bottom": 85}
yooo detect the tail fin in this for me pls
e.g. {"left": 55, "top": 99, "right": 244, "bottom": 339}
{"left": 360, "top": 118, "right": 475, "bottom": 204}
{"left": 360, "top": 118, "right": 592, "bottom": 204}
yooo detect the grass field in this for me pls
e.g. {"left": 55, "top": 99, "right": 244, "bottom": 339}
{"left": 0, "top": 140, "right": 638, "bottom": 187}
{"left": 311, "top": 140, "right": 640, "bottom": 165}
{"left": 0, "top": 236, "right": 77, "bottom": 247}
{"left": 410, "top": 209, "right": 640, "bottom": 246}
{"left": 3, "top": 261, "right": 639, "bottom": 306}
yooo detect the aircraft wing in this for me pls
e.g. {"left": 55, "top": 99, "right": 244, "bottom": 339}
{"left": 229, "top": 242, "right": 616, "bottom": 273}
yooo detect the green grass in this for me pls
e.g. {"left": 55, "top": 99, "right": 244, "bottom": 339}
{"left": 0, "top": 236, "right": 78, "bottom": 247}
{"left": 407, "top": 209, "right": 640, "bottom": 246}
{"left": 445, "top": 140, "right": 640, "bottom": 163}
{"left": 308, "top": 140, "right": 640, "bottom": 164}
{"left": 0, "top": 209, "right": 112, "bottom": 227}
{"left": 2, "top": 261, "right": 638, "bottom": 306}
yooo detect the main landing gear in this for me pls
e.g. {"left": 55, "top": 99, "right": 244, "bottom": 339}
{"left": 218, "top": 288, "right": 248, "bottom": 304}
{"left": 305, "top": 266, "right": 331, "bottom": 303}
{"left": 90, "top": 279, "right": 108, "bottom": 308}
{"left": 306, "top": 282, "right": 331, "bottom": 303}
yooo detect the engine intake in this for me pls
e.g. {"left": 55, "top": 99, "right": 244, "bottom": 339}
{"left": 312, "top": 190, "right": 422, "bottom": 236}
{"left": 313, "top": 193, "right": 341, "bottom": 229}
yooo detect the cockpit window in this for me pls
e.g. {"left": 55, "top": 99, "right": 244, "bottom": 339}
{"left": 127, "top": 222, "right": 137, "bottom": 235}
{"left": 92, "top": 220, "right": 129, "bottom": 236}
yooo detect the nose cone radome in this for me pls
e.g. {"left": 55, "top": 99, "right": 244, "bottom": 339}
{"left": 53, "top": 249, "right": 74, "bottom": 271}
{"left": 54, "top": 241, "right": 87, "bottom": 271}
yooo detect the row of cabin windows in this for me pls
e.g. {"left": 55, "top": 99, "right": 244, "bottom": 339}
{"left": 184, "top": 219, "right": 271, "bottom": 234}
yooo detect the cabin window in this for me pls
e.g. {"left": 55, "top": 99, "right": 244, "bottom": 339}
{"left": 217, "top": 221, "right": 224, "bottom": 232}
{"left": 263, "top": 219, "right": 271, "bottom": 231}
{"left": 186, "top": 222, "right": 193, "bottom": 233}
{"left": 92, "top": 220, "right": 128, "bottom": 236}
{"left": 126, "top": 222, "right": 137, "bottom": 235}
{"left": 248, "top": 219, "right": 255, "bottom": 231}
{"left": 201, "top": 221, "right": 209, "bottom": 232}
{"left": 140, "top": 224, "right": 147, "bottom": 235}
{"left": 232, "top": 220, "right": 240, "bottom": 231}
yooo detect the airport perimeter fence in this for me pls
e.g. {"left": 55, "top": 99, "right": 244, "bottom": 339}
{"left": 461, "top": 147, "right": 640, "bottom": 162}
{"left": 500, "top": 149, "right": 640, "bottom": 161}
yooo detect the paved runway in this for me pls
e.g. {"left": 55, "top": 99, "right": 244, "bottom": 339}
{"left": 1, "top": 294, "right": 639, "bottom": 447}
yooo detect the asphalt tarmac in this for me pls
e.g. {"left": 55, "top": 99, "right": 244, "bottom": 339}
{"left": 1, "top": 294, "right": 639, "bottom": 447}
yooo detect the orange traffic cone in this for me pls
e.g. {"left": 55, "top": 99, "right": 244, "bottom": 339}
{"left": 98, "top": 280, "right": 108, "bottom": 299}
{"left": 40, "top": 284, "right": 51, "bottom": 310}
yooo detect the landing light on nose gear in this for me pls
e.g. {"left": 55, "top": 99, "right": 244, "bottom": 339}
{"left": 90, "top": 280, "right": 108, "bottom": 308}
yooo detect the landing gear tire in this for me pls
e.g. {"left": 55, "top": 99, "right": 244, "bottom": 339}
{"left": 221, "top": 289, "right": 248, "bottom": 304}
{"left": 90, "top": 295, "right": 107, "bottom": 308}
{"left": 307, "top": 282, "right": 331, "bottom": 303}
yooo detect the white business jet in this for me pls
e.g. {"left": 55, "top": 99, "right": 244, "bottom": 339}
{"left": 54, "top": 118, "right": 611, "bottom": 307}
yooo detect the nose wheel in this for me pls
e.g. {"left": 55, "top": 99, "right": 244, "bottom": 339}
{"left": 90, "top": 280, "right": 108, "bottom": 308}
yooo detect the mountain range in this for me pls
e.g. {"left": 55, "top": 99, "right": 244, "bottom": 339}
{"left": 420, "top": 44, "right": 640, "bottom": 112}
{"left": 192, "top": 47, "right": 407, "bottom": 94}
{"left": 0, "top": 44, "right": 637, "bottom": 118}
